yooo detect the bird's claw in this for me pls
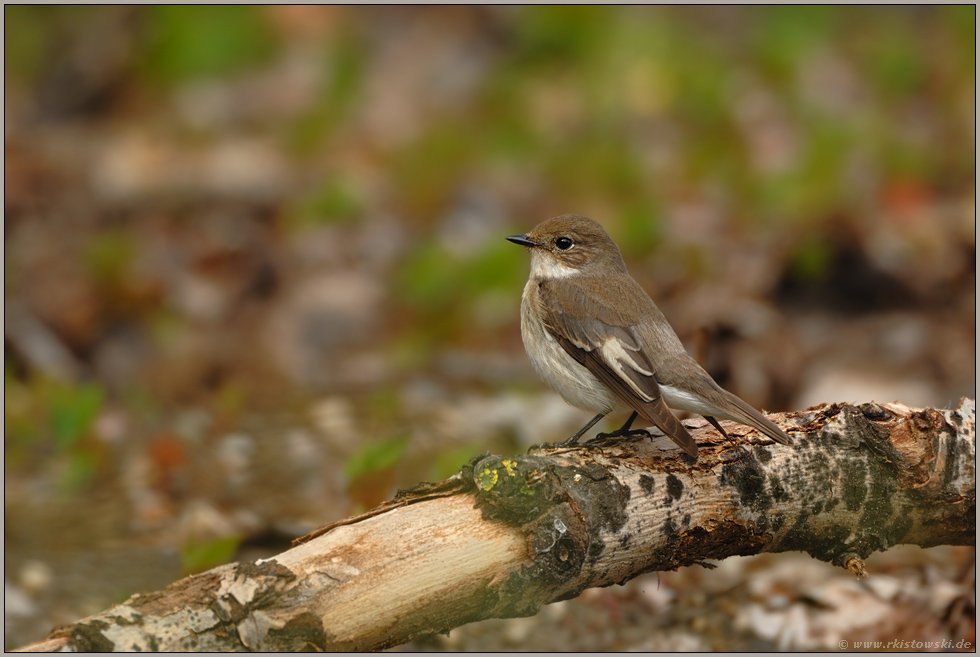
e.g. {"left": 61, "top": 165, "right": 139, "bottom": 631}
{"left": 528, "top": 439, "right": 607, "bottom": 454}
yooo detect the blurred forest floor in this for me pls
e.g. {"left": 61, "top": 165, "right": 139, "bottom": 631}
{"left": 4, "top": 6, "right": 975, "bottom": 651}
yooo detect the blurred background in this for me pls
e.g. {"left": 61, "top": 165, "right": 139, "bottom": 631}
{"left": 4, "top": 5, "right": 975, "bottom": 651}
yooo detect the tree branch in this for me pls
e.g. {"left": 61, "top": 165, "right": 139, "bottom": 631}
{"left": 16, "top": 399, "right": 976, "bottom": 652}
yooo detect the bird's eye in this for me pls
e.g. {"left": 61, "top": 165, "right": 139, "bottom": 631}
{"left": 555, "top": 237, "right": 573, "bottom": 250}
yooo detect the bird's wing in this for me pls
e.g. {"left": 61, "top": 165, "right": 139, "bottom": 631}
{"left": 538, "top": 278, "right": 698, "bottom": 457}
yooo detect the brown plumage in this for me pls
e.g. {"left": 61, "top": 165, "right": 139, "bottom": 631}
{"left": 508, "top": 214, "right": 792, "bottom": 458}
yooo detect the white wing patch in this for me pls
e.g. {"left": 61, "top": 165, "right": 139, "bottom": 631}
{"left": 660, "top": 384, "right": 725, "bottom": 416}
{"left": 599, "top": 336, "right": 655, "bottom": 401}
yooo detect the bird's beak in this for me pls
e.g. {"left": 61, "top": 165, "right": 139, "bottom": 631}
{"left": 506, "top": 234, "right": 539, "bottom": 248}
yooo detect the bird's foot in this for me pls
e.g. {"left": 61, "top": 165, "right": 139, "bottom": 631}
{"left": 528, "top": 434, "right": 607, "bottom": 453}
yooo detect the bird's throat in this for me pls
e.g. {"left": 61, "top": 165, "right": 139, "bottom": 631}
{"left": 529, "top": 252, "right": 580, "bottom": 280}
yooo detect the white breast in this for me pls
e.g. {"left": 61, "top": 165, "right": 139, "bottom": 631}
{"left": 520, "top": 280, "right": 618, "bottom": 415}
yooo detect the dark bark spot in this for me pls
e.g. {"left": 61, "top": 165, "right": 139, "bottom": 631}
{"left": 665, "top": 474, "right": 684, "bottom": 500}
{"left": 825, "top": 430, "right": 844, "bottom": 446}
{"left": 841, "top": 460, "right": 868, "bottom": 511}
{"left": 639, "top": 474, "right": 655, "bottom": 494}
{"left": 722, "top": 457, "right": 772, "bottom": 514}
{"left": 506, "top": 505, "right": 591, "bottom": 612}
{"left": 782, "top": 516, "right": 851, "bottom": 562}
{"left": 487, "top": 570, "right": 542, "bottom": 618}
{"left": 805, "top": 451, "right": 835, "bottom": 498}
{"left": 212, "top": 592, "right": 249, "bottom": 624}
{"left": 756, "top": 448, "right": 773, "bottom": 463}
{"left": 768, "top": 473, "right": 787, "bottom": 501}
{"left": 884, "top": 505, "right": 915, "bottom": 544}
{"left": 271, "top": 611, "right": 330, "bottom": 652}
{"left": 647, "top": 515, "right": 684, "bottom": 567}
{"left": 810, "top": 524, "right": 855, "bottom": 561}
{"left": 71, "top": 622, "right": 115, "bottom": 652}
{"left": 672, "top": 522, "right": 769, "bottom": 562}
{"left": 857, "top": 459, "right": 896, "bottom": 529}
{"left": 662, "top": 514, "right": 678, "bottom": 539}
{"left": 560, "top": 465, "right": 630, "bottom": 536}
{"left": 234, "top": 559, "right": 294, "bottom": 581}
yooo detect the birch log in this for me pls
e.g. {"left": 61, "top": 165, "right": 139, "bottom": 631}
{"left": 16, "top": 399, "right": 976, "bottom": 652}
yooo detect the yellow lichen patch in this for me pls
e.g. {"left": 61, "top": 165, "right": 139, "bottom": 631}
{"left": 477, "top": 465, "right": 499, "bottom": 491}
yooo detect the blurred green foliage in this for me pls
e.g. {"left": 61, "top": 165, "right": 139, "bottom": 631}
{"left": 465, "top": 240, "right": 530, "bottom": 298}
{"left": 344, "top": 435, "right": 409, "bottom": 485}
{"left": 390, "top": 121, "right": 481, "bottom": 216}
{"left": 85, "top": 230, "right": 136, "bottom": 291}
{"left": 141, "top": 5, "right": 277, "bottom": 84}
{"left": 4, "top": 373, "right": 103, "bottom": 452}
{"left": 181, "top": 534, "right": 243, "bottom": 575}
{"left": 4, "top": 5, "right": 279, "bottom": 85}
{"left": 3, "top": 5, "right": 61, "bottom": 81}
{"left": 4, "top": 364, "right": 35, "bottom": 465}
{"left": 289, "top": 177, "right": 365, "bottom": 227}
{"left": 4, "top": 369, "right": 107, "bottom": 493}
{"left": 750, "top": 6, "right": 837, "bottom": 81}
{"left": 397, "top": 243, "right": 460, "bottom": 310}
{"left": 617, "top": 201, "right": 665, "bottom": 257}
{"left": 290, "top": 32, "right": 369, "bottom": 152}
{"left": 46, "top": 381, "right": 105, "bottom": 450}
{"left": 430, "top": 445, "right": 480, "bottom": 483}
{"left": 515, "top": 6, "right": 615, "bottom": 64}
{"left": 396, "top": 239, "right": 526, "bottom": 312}
{"left": 393, "top": 237, "right": 526, "bottom": 361}
{"left": 789, "top": 237, "right": 836, "bottom": 284}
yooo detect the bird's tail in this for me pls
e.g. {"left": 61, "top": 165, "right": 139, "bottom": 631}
{"left": 715, "top": 389, "right": 792, "bottom": 446}
{"left": 636, "top": 399, "right": 700, "bottom": 458}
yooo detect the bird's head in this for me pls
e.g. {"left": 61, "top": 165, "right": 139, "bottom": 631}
{"left": 506, "top": 214, "right": 627, "bottom": 279}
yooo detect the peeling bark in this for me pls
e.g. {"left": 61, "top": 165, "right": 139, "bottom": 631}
{"left": 15, "top": 399, "right": 976, "bottom": 652}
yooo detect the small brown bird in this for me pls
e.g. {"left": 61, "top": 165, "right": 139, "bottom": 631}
{"left": 507, "top": 214, "right": 792, "bottom": 458}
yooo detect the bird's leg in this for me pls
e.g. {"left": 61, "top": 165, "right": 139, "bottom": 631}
{"left": 597, "top": 411, "right": 638, "bottom": 438}
{"left": 704, "top": 416, "right": 730, "bottom": 440}
{"left": 591, "top": 411, "right": 651, "bottom": 443}
{"left": 529, "top": 413, "right": 608, "bottom": 453}
{"left": 558, "top": 412, "right": 607, "bottom": 446}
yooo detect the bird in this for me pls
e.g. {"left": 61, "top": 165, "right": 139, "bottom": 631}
{"left": 506, "top": 214, "right": 792, "bottom": 458}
